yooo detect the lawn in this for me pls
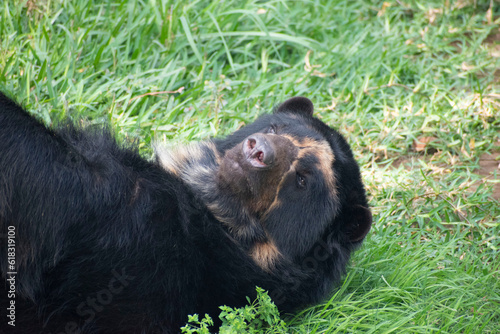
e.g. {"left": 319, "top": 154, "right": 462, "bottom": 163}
{"left": 1, "top": 0, "right": 499, "bottom": 333}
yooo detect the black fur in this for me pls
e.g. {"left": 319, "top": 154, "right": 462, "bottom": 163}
{"left": 0, "top": 92, "right": 371, "bottom": 333}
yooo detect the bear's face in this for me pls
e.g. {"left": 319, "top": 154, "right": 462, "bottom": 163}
{"left": 156, "top": 97, "right": 371, "bottom": 270}
{"left": 214, "top": 97, "right": 371, "bottom": 267}
{"left": 217, "top": 114, "right": 339, "bottom": 260}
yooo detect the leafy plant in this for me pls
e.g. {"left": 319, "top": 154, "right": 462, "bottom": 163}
{"left": 181, "top": 287, "right": 288, "bottom": 334}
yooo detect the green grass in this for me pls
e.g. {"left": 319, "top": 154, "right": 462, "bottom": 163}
{"left": 1, "top": 0, "right": 499, "bottom": 332}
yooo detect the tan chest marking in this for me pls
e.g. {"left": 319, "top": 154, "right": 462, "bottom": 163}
{"left": 250, "top": 240, "right": 282, "bottom": 271}
{"left": 155, "top": 142, "right": 217, "bottom": 175}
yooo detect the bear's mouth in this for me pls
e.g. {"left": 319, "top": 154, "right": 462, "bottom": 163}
{"left": 243, "top": 135, "right": 275, "bottom": 168}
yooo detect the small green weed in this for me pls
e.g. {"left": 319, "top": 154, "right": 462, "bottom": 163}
{"left": 181, "top": 287, "right": 287, "bottom": 334}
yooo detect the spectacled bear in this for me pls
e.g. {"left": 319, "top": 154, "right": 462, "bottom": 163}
{"left": 0, "top": 92, "right": 371, "bottom": 333}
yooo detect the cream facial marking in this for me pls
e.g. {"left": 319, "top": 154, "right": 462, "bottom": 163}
{"left": 282, "top": 135, "right": 337, "bottom": 197}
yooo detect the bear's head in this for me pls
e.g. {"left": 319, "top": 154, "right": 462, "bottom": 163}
{"left": 157, "top": 97, "right": 372, "bottom": 270}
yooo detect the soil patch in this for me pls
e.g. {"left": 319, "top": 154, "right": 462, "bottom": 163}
{"left": 484, "top": 28, "right": 500, "bottom": 45}
{"left": 390, "top": 147, "right": 500, "bottom": 200}
{"left": 476, "top": 150, "right": 500, "bottom": 200}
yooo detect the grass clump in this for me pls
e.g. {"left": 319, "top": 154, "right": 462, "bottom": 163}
{"left": 1, "top": 0, "right": 499, "bottom": 332}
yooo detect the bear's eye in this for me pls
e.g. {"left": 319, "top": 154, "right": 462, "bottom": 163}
{"left": 296, "top": 173, "right": 306, "bottom": 189}
{"left": 267, "top": 125, "right": 277, "bottom": 134}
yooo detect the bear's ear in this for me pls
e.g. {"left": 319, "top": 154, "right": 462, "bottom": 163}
{"left": 344, "top": 205, "right": 372, "bottom": 242}
{"left": 275, "top": 97, "right": 314, "bottom": 117}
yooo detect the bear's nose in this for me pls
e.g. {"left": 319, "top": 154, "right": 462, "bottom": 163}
{"left": 243, "top": 133, "right": 275, "bottom": 168}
